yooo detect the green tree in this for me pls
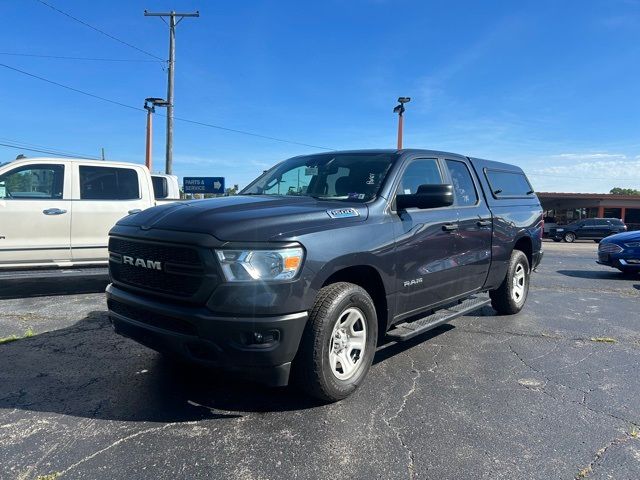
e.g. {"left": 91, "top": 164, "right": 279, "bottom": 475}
{"left": 610, "top": 187, "right": 640, "bottom": 195}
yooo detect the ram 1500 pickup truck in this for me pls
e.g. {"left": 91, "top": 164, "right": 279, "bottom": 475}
{"left": 0, "top": 157, "right": 180, "bottom": 271}
{"left": 106, "top": 149, "right": 543, "bottom": 401}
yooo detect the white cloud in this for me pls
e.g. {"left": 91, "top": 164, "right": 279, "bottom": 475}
{"left": 552, "top": 153, "right": 627, "bottom": 161}
{"left": 533, "top": 158, "right": 640, "bottom": 177}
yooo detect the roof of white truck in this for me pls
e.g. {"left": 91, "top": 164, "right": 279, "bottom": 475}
{"left": 1, "top": 157, "right": 148, "bottom": 170}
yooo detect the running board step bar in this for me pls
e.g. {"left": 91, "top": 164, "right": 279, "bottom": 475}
{"left": 386, "top": 295, "right": 491, "bottom": 341}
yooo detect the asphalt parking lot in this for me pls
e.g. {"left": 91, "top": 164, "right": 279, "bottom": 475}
{"left": 1, "top": 241, "right": 638, "bottom": 480}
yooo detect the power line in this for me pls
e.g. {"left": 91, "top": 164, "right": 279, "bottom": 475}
{"left": 0, "top": 63, "right": 141, "bottom": 111}
{"left": 171, "top": 115, "right": 335, "bottom": 150}
{"left": 34, "top": 0, "right": 164, "bottom": 61}
{"left": 0, "top": 137, "right": 102, "bottom": 159}
{"left": 0, "top": 52, "right": 162, "bottom": 63}
{"left": 0, "top": 142, "right": 101, "bottom": 160}
{"left": 0, "top": 62, "right": 335, "bottom": 151}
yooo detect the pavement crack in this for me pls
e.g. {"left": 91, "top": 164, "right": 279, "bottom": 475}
{"left": 508, "top": 344, "right": 639, "bottom": 428}
{"left": 58, "top": 422, "right": 180, "bottom": 475}
{"left": 575, "top": 431, "right": 638, "bottom": 479}
{"left": 382, "top": 347, "right": 440, "bottom": 480}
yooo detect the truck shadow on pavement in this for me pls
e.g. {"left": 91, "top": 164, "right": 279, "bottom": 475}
{"left": 0, "top": 311, "right": 328, "bottom": 421}
{"left": 0, "top": 310, "right": 462, "bottom": 421}
{"left": 557, "top": 269, "right": 638, "bottom": 280}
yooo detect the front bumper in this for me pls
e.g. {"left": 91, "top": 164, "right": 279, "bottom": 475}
{"left": 597, "top": 253, "right": 640, "bottom": 270}
{"left": 106, "top": 284, "right": 308, "bottom": 386}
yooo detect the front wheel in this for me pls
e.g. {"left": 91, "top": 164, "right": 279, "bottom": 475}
{"left": 490, "top": 249, "right": 530, "bottom": 314}
{"left": 564, "top": 232, "right": 576, "bottom": 243}
{"left": 293, "top": 282, "right": 378, "bottom": 402}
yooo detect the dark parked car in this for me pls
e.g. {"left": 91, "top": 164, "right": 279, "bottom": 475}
{"left": 106, "top": 149, "right": 543, "bottom": 401}
{"left": 549, "top": 218, "right": 626, "bottom": 243}
{"left": 597, "top": 230, "right": 640, "bottom": 274}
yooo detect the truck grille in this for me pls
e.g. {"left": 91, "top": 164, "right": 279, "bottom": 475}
{"left": 109, "top": 237, "right": 204, "bottom": 297}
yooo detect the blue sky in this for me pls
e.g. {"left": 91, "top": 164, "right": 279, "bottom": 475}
{"left": 2, "top": 0, "right": 640, "bottom": 192}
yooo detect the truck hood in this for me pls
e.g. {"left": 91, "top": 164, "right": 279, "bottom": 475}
{"left": 116, "top": 195, "right": 369, "bottom": 242}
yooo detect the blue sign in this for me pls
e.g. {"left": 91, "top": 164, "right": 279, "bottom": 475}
{"left": 183, "top": 177, "right": 225, "bottom": 194}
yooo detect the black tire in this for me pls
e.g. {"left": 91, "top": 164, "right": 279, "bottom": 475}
{"left": 564, "top": 232, "right": 576, "bottom": 243}
{"left": 552, "top": 239, "right": 561, "bottom": 243}
{"left": 489, "top": 249, "right": 530, "bottom": 315}
{"left": 293, "top": 282, "right": 378, "bottom": 402}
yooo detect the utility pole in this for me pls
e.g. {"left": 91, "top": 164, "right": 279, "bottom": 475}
{"left": 101, "top": 147, "right": 105, "bottom": 160}
{"left": 393, "top": 97, "right": 411, "bottom": 149}
{"left": 144, "top": 9, "right": 200, "bottom": 174}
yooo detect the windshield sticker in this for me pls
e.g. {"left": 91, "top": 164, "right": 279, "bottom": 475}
{"left": 366, "top": 173, "right": 375, "bottom": 185}
{"left": 327, "top": 208, "right": 360, "bottom": 219}
{"left": 305, "top": 166, "right": 318, "bottom": 176}
{"left": 347, "top": 192, "right": 366, "bottom": 200}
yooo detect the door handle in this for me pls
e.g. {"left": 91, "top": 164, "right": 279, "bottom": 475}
{"left": 43, "top": 208, "right": 67, "bottom": 215}
{"left": 442, "top": 223, "right": 458, "bottom": 232}
{"left": 477, "top": 220, "right": 492, "bottom": 227}
{"left": 128, "top": 209, "right": 142, "bottom": 215}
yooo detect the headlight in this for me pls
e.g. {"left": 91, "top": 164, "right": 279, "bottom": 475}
{"left": 624, "top": 241, "right": 640, "bottom": 248}
{"left": 215, "top": 247, "right": 304, "bottom": 282}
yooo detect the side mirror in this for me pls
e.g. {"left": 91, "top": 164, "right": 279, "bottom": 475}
{"left": 396, "top": 184, "right": 454, "bottom": 210}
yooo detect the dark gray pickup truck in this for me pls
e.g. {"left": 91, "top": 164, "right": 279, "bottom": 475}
{"left": 106, "top": 149, "right": 543, "bottom": 401}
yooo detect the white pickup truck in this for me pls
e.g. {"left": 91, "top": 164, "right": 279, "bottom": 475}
{"left": 0, "top": 157, "right": 180, "bottom": 270}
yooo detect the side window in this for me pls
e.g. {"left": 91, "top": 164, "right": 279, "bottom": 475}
{"left": 0, "top": 164, "right": 64, "bottom": 199}
{"left": 152, "top": 176, "right": 168, "bottom": 199}
{"left": 485, "top": 170, "right": 534, "bottom": 197}
{"left": 80, "top": 166, "right": 140, "bottom": 200}
{"left": 445, "top": 160, "right": 478, "bottom": 206}
{"left": 397, "top": 159, "right": 443, "bottom": 195}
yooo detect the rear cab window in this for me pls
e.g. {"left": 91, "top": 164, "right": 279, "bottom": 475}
{"left": 79, "top": 166, "right": 140, "bottom": 200}
{"left": 484, "top": 169, "right": 534, "bottom": 198}
{"left": 446, "top": 160, "right": 478, "bottom": 206}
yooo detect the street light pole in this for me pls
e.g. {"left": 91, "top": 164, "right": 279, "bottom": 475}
{"left": 144, "top": 97, "right": 169, "bottom": 172}
{"left": 144, "top": 10, "right": 200, "bottom": 175}
{"left": 144, "top": 102, "right": 154, "bottom": 170}
{"left": 393, "top": 97, "right": 411, "bottom": 150}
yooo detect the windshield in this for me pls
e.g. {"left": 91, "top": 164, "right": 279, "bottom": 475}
{"left": 241, "top": 152, "right": 398, "bottom": 202}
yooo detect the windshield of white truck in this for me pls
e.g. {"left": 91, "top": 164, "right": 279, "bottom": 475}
{"left": 241, "top": 153, "right": 398, "bottom": 202}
